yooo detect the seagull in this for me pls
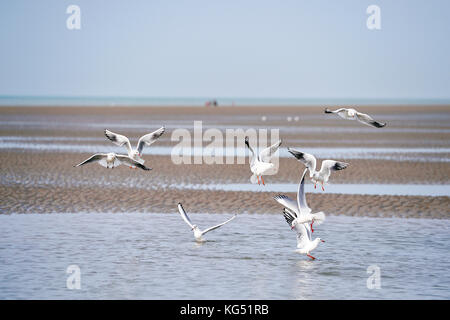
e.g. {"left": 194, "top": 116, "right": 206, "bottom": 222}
{"left": 74, "top": 153, "right": 151, "bottom": 170}
{"left": 324, "top": 107, "right": 386, "bottom": 128}
{"left": 283, "top": 208, "right": 325, "bottom": 260}
{"left": 288, "top": 147, "right": 348, "bottom": 191}
{"left": 177, "top": 203, "right": 237, "bottom": 242}
{"left": 104, "top": 127, "right": 165, "bottom": 167}
{"left": 245, "top": 136, "right": 282, "bottom": 185}
{"left": 274, "top": 168, "right": 326, "bottom": 233}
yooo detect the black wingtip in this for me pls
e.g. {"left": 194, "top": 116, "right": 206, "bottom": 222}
{"left": 287, "top": 148, "right": 303, "bottom": 160}
{"left": 373, "top": 121, "right": 386, "bottom": 128}
{"left": 334, "top": 162, "right": 349, "bottom": 171}
{"left": 324, "top": 108, "right": 332, "bottom": 113}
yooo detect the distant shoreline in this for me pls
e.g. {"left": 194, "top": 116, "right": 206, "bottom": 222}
{"left": 1, "top": 96, "right": 450, "bottom": 107}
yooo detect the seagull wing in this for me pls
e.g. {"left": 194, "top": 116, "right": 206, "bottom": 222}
{"left": 137, "top": 126, "right": 165, "bottom": 154}
{"left": 355, "top": 111, "right": 386, "bottom": 128}
{"left": 282, "top": 208, "right": 296, "bottom": 227}
{"left": 273, "top": 195, "right": 299, "bottom": 216}
{"left": 202, "top": 214, "right": 237, "bottom": 235}
{"left": 104, "top": 129, "right": 132, "bottom": 154}
{"left": 177, "top": 203, "right": 195, "bottom": 229}
{"left": 259, "top": 139, "right": 282, "bottom": 162}
{"left": 296, "top": 168, "right": 311, "bottom": 214}
{"left": 245, "top": 136, "right": 256, "bottom": 166}
{"left": 295, "top": 223, "right": 311, "bottom": 248}
{"left": 116, "top": 155, "right": 152, "bottom": 170}
{"left": 287, "top": 148, "right": 317, "bottom": 172}
{"left": 319, "top": 160, "right": 349, "bottom": 181}
{"left": 74, "top": 154, "right": 107, "bottom": 167}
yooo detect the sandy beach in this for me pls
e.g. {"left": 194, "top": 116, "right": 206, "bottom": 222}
{"left": 0, "top": 105, "right": 449, "bottom": 218}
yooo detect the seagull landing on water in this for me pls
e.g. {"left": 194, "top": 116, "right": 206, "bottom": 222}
{"left": 177, "top": 203, "right": 237, "bottom": 242}
{"left": 288, "top": 147, "right": 348, "bottom": 191}
{"left": 104, "top": 127, "right": 165, "bottom": 168}
{"left": 283, "top": 209, "right": 325, "bottom": 260}
{"left": 274, "top": 168, "right": 326, "bottom": 233}
{"left": 245, "top": 136, "right": 282, "bottom": 186}
{"left": 74, "top": 153, "right": 151, "bottom": 170}
{"left": 324, "top": 107, "right": 386, "bottom": 128}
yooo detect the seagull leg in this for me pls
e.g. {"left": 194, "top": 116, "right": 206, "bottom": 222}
{"left": 307, "top": 254, "right": 316, "bottom": 260}
{"left": 310, "top": 219, "right": 315, "bottom": 233}
{"left": 321, "top": 182, "right": 325, "bottom": 191}
{"left": 261, "top": 176, "right": 265, "bottom": 185}
{"left": 257, "top": 175, "right": 260, "bottom": 185}
{"left": 314, "top": 183, "right": 317, "bottom": 189}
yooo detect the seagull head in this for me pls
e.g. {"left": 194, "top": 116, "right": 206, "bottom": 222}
{"left": 291, "top": 221, "right": 297, "bottom": 230}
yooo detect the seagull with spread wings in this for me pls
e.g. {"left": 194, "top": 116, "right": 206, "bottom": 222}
{"left": 104, "top": 127, "right": 165, "bottom": 167}
{"left": 274, "top": 168, "right": 325, "bottom": 233}
{"left": 245, "top": 136, "right": 282, "bottom": 185}
{"left": 288, "top": 148, "right": 348, "bottom": 191}
{"left": 177, "top": 203, "right": 237, "bottom": 242}
{"left": 283, "top": 208, "right": 325, "bottom": 260}
{"left": 74, "top": 153, "right": 151, "bottom": 170}
{"left": 324, "top": 107, "right": 386, "bottom": 128}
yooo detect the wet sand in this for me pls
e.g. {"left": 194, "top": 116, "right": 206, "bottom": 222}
{"left": 0, "top": 105, "right": 449, "bottom": 218}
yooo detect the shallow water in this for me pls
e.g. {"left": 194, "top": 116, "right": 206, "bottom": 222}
{"left": 1, "top": 141, "right": 449, "bottom": 162}
{"left": 0, "top": 213, "right": 448, "bottom": 299}
{"left": 173, "top": 183, "right": 450, "bottom": 197}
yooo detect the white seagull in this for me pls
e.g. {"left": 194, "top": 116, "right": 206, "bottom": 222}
{"left": 104, "top": 127, "right": 165, "bottom": 166}
{"left": 288, "top": 147, "right": 348, "bottom": 191}
{"left": 74, "top": 152, "right": 151, "bottom": 170}
{"left": 245, "top": 136, "right": 282, "bottom": 185}
{"left": 324, "top": 107, "right": 386, "bottom": 128}
{"left": 274, "top": 168, "right": 326, "bottom": 233}
{"left": 177, "top": 203, "right": 237, "bottom": 242}
{"left": 283, "top": 208, "right": 325, "bottom": 260}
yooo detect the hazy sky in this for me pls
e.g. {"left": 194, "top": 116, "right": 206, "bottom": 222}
{"left": 0, "top": 0, "right": 449, "bottom": 100}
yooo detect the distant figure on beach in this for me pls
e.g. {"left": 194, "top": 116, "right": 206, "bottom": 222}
{"left": 205, "top": 99, "right": 218, "bottom": 107}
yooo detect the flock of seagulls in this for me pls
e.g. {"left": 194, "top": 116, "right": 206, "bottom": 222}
{"left": 73, "top": 107, "right": 386, "bottom": 260}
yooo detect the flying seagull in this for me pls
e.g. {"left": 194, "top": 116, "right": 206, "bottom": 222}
{"left": 177, "top": 203, "right": 237, "bottom": 242}
{"left": 274, "top": 168, "right": 325, "bottom": 232}
{"left": 74, "top": 152, "right": 151, "bottom": 170}
{"left": 245, "top": 136, "right": 282, "bottom": 185}
{"left": 288, "top": 147, "right": 348, "bottom": 191}
{"left": 324, "top": 107, "right": 386, "bottom": 128}
{"left": 104, "top": 127, "right": 165, "bottom": 167}
{"left": 283, "top": 208, "right": 325, "bottom": 260}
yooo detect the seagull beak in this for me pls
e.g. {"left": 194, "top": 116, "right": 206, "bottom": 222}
{"left": 291, "top": 225, "right": 295, "bottom": 230}
{"left": 321, "top": 240, "right": 325, "bottom": 243}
